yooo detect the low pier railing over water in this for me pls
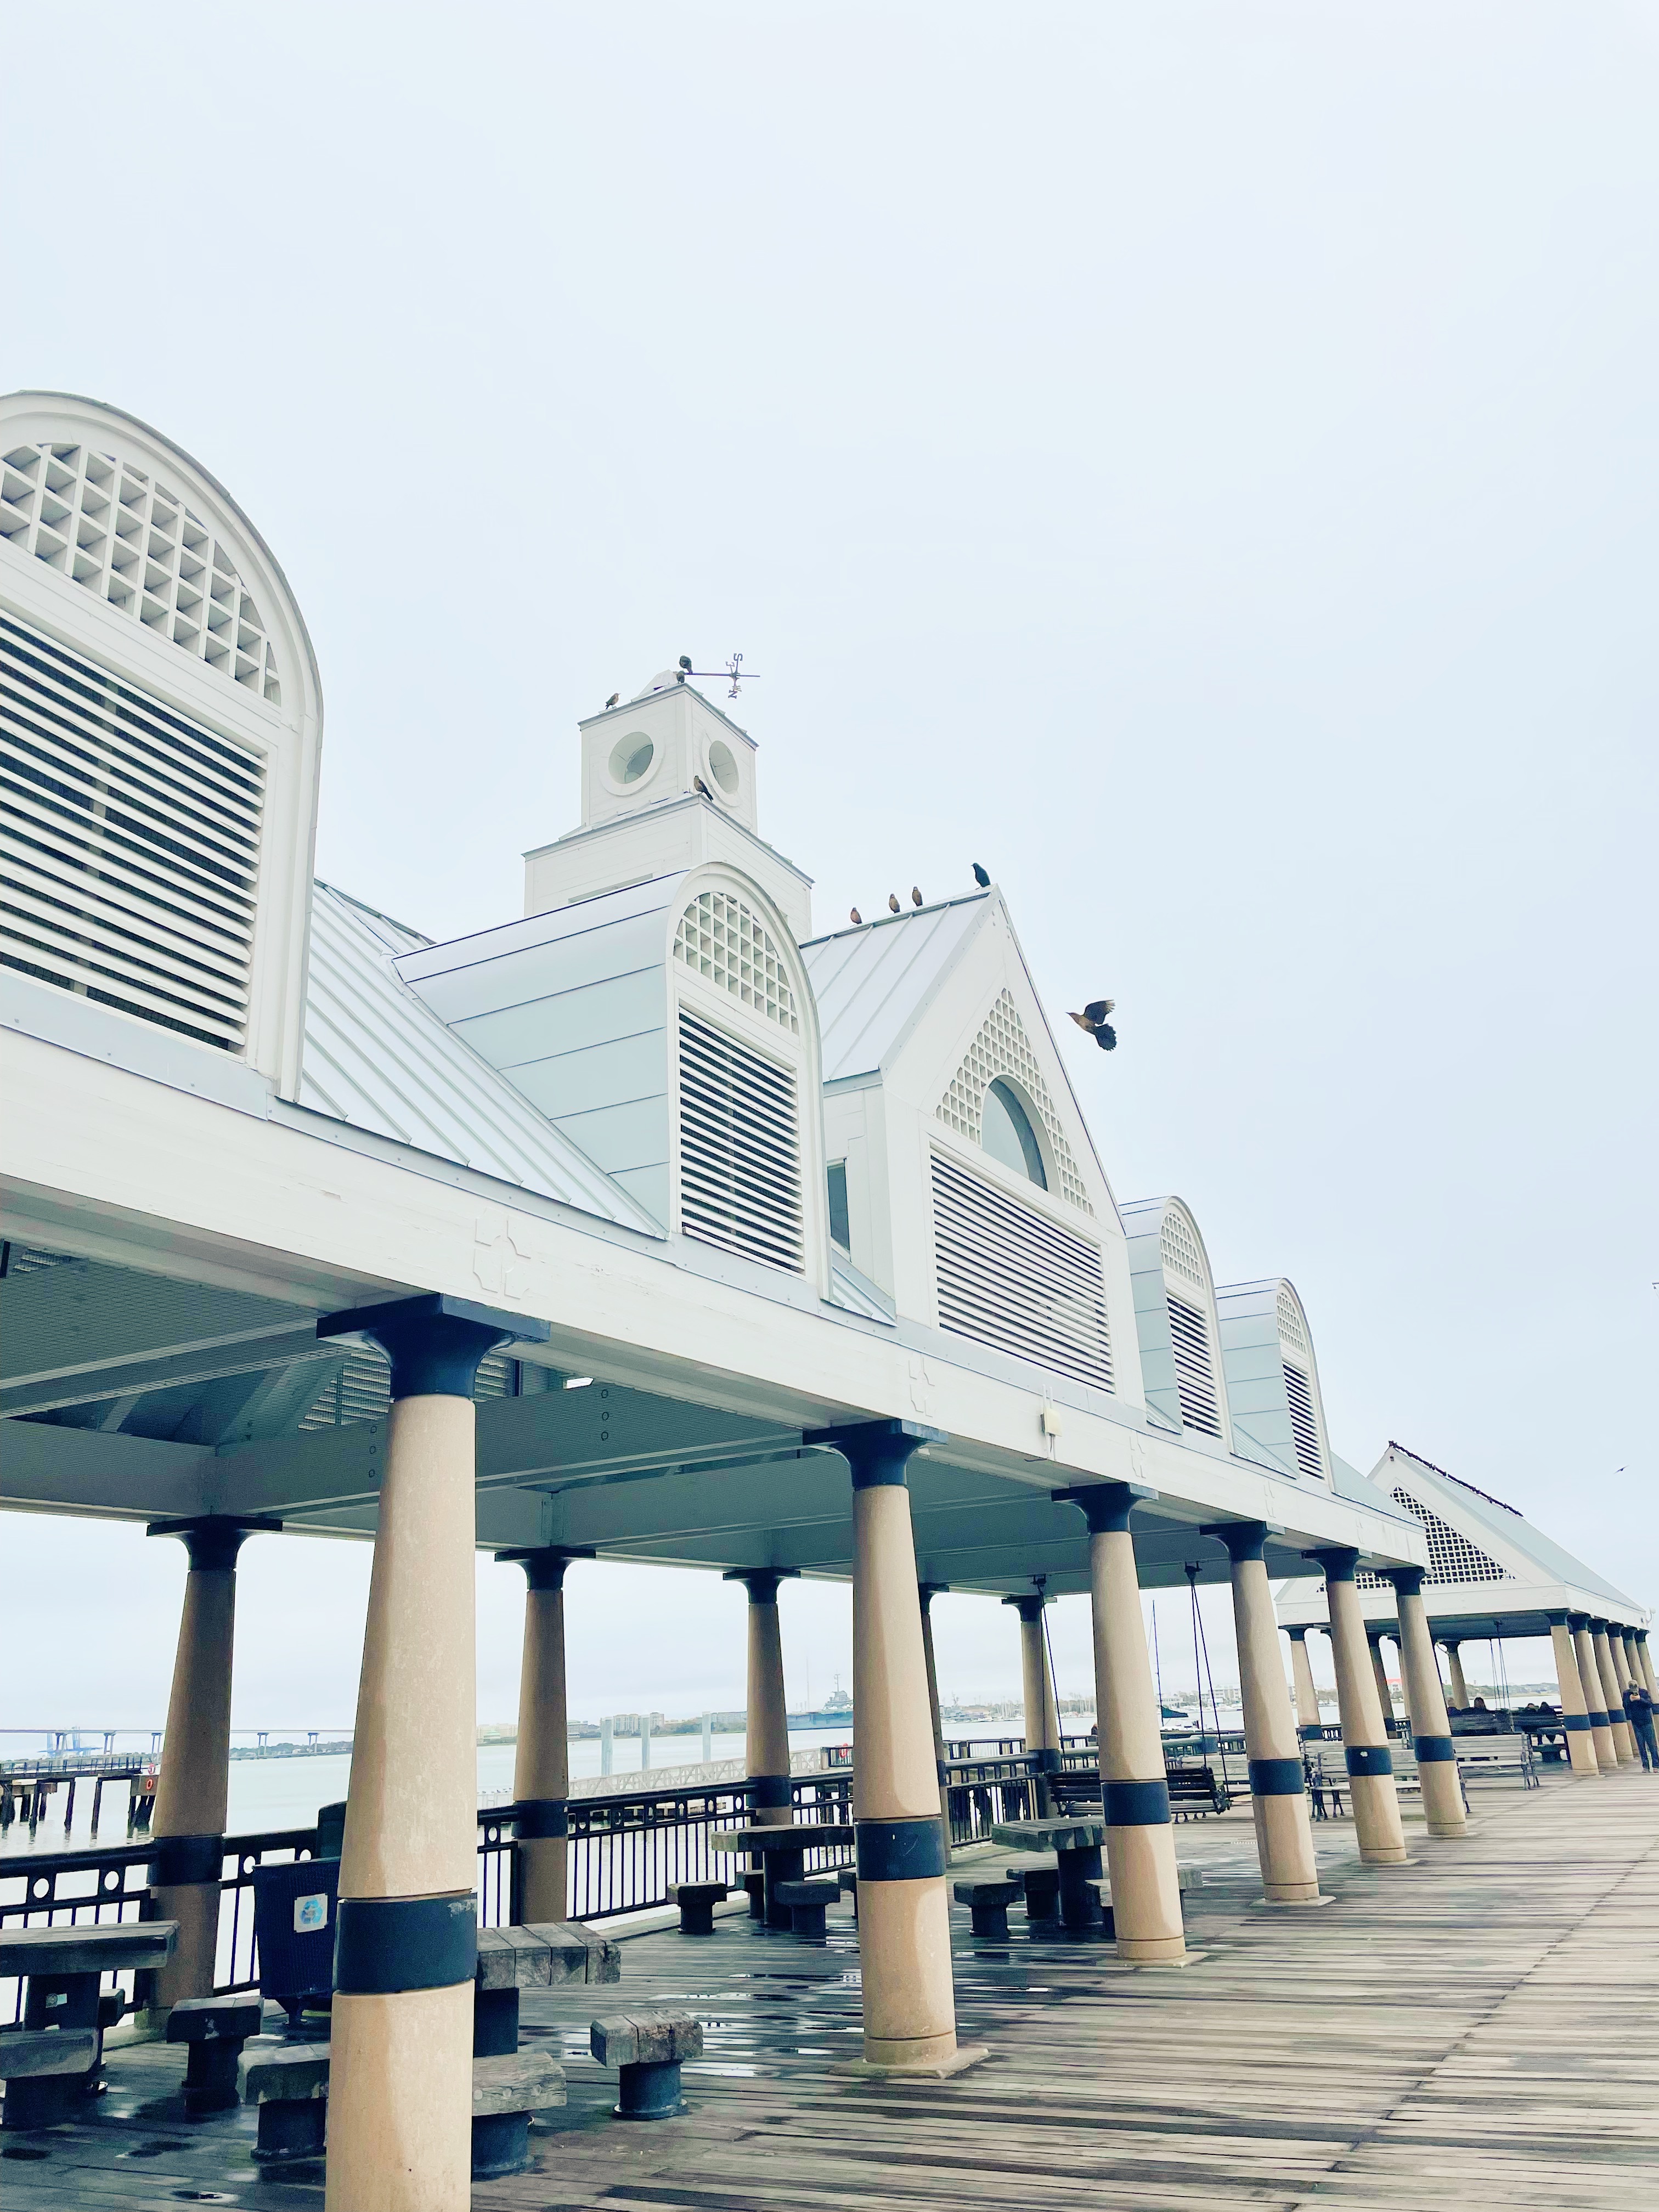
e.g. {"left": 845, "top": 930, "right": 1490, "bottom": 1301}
{"left": 1, "top": 1754, "right": 1045, "bottom": 2022}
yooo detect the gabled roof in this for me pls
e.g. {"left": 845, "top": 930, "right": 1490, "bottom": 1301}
{"left": 801, "top": 895, "right": 989, "bottom": 1081}
{"left": 297, "top": 883, "right": 661, "bottom": 1232}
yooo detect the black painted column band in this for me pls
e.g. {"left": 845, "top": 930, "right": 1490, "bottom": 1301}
{"left": 513, "top": 1798, "right": 569, "bottom": 1839}
{"left": 1561, "top": 1713, "right": 1592, "bottom": 1733}
{"left": 748, "top": 1774, "right": 792, "bottom": 1810}
{"left": 150, "top": 1833, "right": 225, "bottom": 1886}
{"left": 1344, "top": 1745, "right": 1393, "bottom": 1778}
{"left": 1102, "top": 1778, "right": 1170, "bottom": 1825}
{"left": 856, "top": 1817, "right": 947, "bottom": 1881}
{"left": 334, "top": 1893, "right": 478, "bottom": 1994}
{"left": 1413, "top": 1735, "right": 1457, "bottom": 1764}
{"left": 1247, "top": 1757, "right": 1306, "bottom": 1797}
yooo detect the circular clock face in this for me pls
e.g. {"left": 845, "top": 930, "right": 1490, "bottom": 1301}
{"left": 707, "top": 738, "right": 740, "bottom": 795}
{"left": 609, "top": 733, "right": 655, "bottom": 786}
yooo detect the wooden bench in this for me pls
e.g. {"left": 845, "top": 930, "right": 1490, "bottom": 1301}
{"left": 1165, "top": 1763, "right": 1232, "bottom": 1818}
{"left": 473, "top": 1922, "right": 620, "bottom": 2058}
{"left": 471, "top": 2051, "right": 566, "bottom": 2178}
{"left": 0, "top": 2029, "right": 99, "bottom": 2126}
{"left": 953, "top": 1878, "right": 1021, "bottom": 1938}
{"left": 0, "top": 1919, "right": 176, "bottom": 2127}
{"left": 166, "top": 1991, "right": 264, "bottom": 2114}
{"left": 667, "top": 1880, "right": 729, "bottom": 1936}
{"left": 774, "top": 1878, "right": 838, "bottom": 1936}
{"left": 1005, "top": 1864, "right": 1061, "bottom": 1920}
{"left": 240, "top": 2038, "right": 331, "bottom": 2165}
{"left": 591, "top": 2010, "right": 703, "bottom": 2120}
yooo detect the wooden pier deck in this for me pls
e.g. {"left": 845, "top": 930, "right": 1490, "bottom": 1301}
{"left": 5, "top": 1765, "right": 1655, "bottom": 2210}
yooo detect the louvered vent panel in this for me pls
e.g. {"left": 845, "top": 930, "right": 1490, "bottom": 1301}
{"left": 1390, "top": 1487, "right": 1511, "bottom": 1585}
{"left": 300, "top": 1346, "right": 516, "bottom": 1429}
{"left": 1283, "top": 1361, "right": 1323, "bottom": 1479}
{"left": 676, "top": 1008, "right": 804, "bottom": 1273}
{"left": 0, "top": 613, "right": 263, "bottom": 1051}
{"left": 930, "top": 1151, "right": 1113, "bottom": 1390}
{"left": 1166, "top": 1293, "right": 1222, "bottom": 1436}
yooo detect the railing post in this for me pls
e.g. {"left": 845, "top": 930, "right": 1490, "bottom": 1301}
{"left": 318, "top": 1293, "right": 547, "bottom": 2212}
{"left": 806, "top": 1419, "right": 983, "bottom": 2077}
{"left": 143, "top": 1514, "right": 279, "bottom": 2023}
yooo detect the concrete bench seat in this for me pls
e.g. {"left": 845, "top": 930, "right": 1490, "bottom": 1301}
{"left": 240, "top": 2037, "right": 331, "bottom": 2165}
{"left": 0, "top": 1918, "right": 175, "bottom": 2126}
{"left": 774, "top": 1877, "right": 839, "bottom": 1936}
{"left": 1006, "top": 1864, "right": 1061, "bottom": 1920}
{"left": 667, "top": 1880, "right": 729, "bottom": 1936}
{"left": 953, "top": 1878, "right": 1022, "bottom": 1938}
{"left": 0, "top": 2025, "right": 100, "bottom": 2128}
{"left": 471, "top": 2050, "right": 567, "bottom": 2178}
{"left": 166, "top": 1992, "right": 264, "bottom": 2114}
{"left": 591, "top": 2010, "right": 703, "bottom": 2120}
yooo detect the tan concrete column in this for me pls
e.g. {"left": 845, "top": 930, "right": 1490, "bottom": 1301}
{"left": 1059, "top": 1483, "right": 1187, "bottom": 1963}
{"left": 1306, "top": 1549, "right": 1407, "bottom": 1865}
{"left": 1441, "top": 1641, "right": 1470, "bottom": 1710}
{"left": 1389, "top": 1635, "right": 1413, "bottom": 1731}
{"left": 1594, "top": 1623, "right": 1636, "bottom": 1762}
{"left": 1620, "top": 1630, "right": 1643, "bottom": 1699}
{"left": 1571, "top": 1616, "right": 1619, "bottom": 1769}
{"left": 1285, "top": 1627, "right": 1323, "bottom": 1737}
{"left": 1206, "top": 1523, "right": 1321, "bottom": 1903}
{"left": 809, "top": 1419, "right": 981, "bottom": 2077}
{"left": 498, "top": 1546, "right": 592, "bottom": 1923}
{"left": 724, "top": 1567, "right": 798, "bottom": 1825}
{"left": 1636, "top": 1630, "right": 1657, "bottom": 1700}
{"left": 1367, "top": 1632, "right": 1396, "bottom": 1729}
{"left": 917, "top": 1584, "right": 954, "bottom": 1858}
{"left": 1004, "top": 1590, "right": 1061, "bottom": 1813}
{"left": 1545, "top": 1612, "right": 1600, "bottom": 1776}
{"left": 144, "top": 1515, "right": 279, "bottom": 2017}
{"left": 319, "top": 1293, "right": 547, "bottom": 2212}
{"left": 1385, "top": 1570, "right": 1466, "bottom": 1838}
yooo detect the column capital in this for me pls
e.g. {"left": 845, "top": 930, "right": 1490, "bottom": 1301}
{"left": 146, "top": 1514, "right": 281, "bottom": 1571}
{"left": 722, "top": 1567, "right": 800, "bottom": 1603}
{"left": 495, "top": 1545, "right": 595, "bottom": 1592}
{"left": 1053, "top": 1481, "right": 1155, "bottom": 1533}
{"left": 1566, "top": 1611, "right": 1590, "bottom": 1632}
{"left": 1303, "top": 1545, "right": 1359, "bottom": 1583}
{"left": 1638, "top": 1630, "right": 1650, "bottom": 1646}
{"left": 1283, "top": 1623, "right": 1310, "bottom": 1643}
{"left": 1001, "top": 1592, "right": 1049, "bottom": 1622}
{"left": 318, "top": 1292, "right": 549, "bottom": 1400}
{"left": 804, "top": 1417, "right": 946, "bottom": 1488}
{"left": 1383, "top": 1565, "right": 1425, "bottom": 1598}
{"left": 1588, "top": 1616, "right": 1610, "bottom": 1635}
{"left": 1543, "top": 1607, "right": 1570, "bottom": 1627}
{"left": 1200, "top": 1519, "right": 1269, "bottom": 1563}
{"left": 917, "top": 1582, "right": 950, "bottom": 1613}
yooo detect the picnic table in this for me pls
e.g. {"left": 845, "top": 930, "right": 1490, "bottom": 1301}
{"left": 710, "top": 1823, "right": 854, "bottom": 1929}
{"left": 990, "top": 1816, "right": 1105, "bottom": 1929}
{"left": 0, "top": 1919, "right": 177, "bottom": 2126}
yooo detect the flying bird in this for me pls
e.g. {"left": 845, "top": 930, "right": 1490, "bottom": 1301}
{"left": 911, "top": 886, "right": 923, "bottom": 906}
{"left": 887, "top": 893, "right": 901, "bottom": 913}
{"left": 1067, "top": 999, "right": 1118, "bottom": 1051}
{"left": 693, "top": 775, "right": 713, "bottom": 800}
{"left": 605, "top": 692, "right": 620, "bottom": 709}
{"left": 972, "top": 862, "right": 990, "bottom": 888}
{"left": 849, "top": 907, "right": 862, "bottom": 926}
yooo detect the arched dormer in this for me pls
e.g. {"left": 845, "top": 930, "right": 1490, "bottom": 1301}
{"left": 668, "top": 868, "right": 826, "bottom": 1285}
{"left": 1120, "top": 1197, "right": 1231, "bottom": 1445}
{"left": 1, "top": 390, "right": 323, "bottom": 1094}
{"left": 1213, "top": 1276, "right": 1333, "bottom": 1485}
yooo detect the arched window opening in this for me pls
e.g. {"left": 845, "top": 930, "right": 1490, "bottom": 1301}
{"left": 980, "top": 1077, "right": 1047, "bottom": 1188}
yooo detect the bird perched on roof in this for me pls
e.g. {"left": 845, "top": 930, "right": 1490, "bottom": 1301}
{"left": 605, "top": 692, "right": 620, "bottom": 709}
{"left": 887, "top": 893, "right": 901, "bottom": 913}
{"left": 693, "top": 775, "right": 713, "bottom": 800}
{"left": 849, "top": 907, "right": 862, "bottom": 926}
{"left": 972, "top": 862, "right": 990, "bottom": 888}
{"left": 911, "top": 886, "right": 923, "bottom": 906}
{"left": 1066, "top": 1000, "right": 1117, "bottom": 1051}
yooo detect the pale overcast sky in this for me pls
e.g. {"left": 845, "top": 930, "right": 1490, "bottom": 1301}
{"left": 4, "top": 3, "right": 1655, "bottom": 1735}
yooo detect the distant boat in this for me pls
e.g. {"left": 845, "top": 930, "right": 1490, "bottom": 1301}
{"left": 1160, "top": 1705, "right": 1193, "bottom": 1725}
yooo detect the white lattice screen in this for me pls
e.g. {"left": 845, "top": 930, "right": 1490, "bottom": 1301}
{"left": 1160, "top": 1207, "right": 1205, "bottom": 1285}
{"left": 674, "top": 890, "right": 799, "bottom": 1032}
{"left": 937, "top": 990, "right": 1091, "bottom": 1213}
{"left": 1276, "top": 1287, "right": 1308, "bottom": 1354}
{"left": 1390, "top": 1488, "right": 1512, "bottom": 1585}
{"left": 1, "top": 440, "right": 281, "bottom": 707}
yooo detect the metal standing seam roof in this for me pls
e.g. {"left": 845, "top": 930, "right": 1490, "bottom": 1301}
{"left": 800, "top": 894, "right": 990, "bottom": 1081}
{"left": 296, "top": 883, "right": 661, "bottom": 1232}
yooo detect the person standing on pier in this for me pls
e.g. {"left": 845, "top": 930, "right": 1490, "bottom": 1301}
{"left": 1622, "top": 1679, "right": 1658, "bottom": 1772}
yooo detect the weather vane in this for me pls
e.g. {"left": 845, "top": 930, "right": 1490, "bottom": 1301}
{"left": 675, "top": 653, "right": 757, "bottom": 700}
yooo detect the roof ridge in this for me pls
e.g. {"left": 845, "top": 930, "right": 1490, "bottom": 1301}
{"left": 1389, "top": 1441, "right": 1522, "bottom": 1517}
